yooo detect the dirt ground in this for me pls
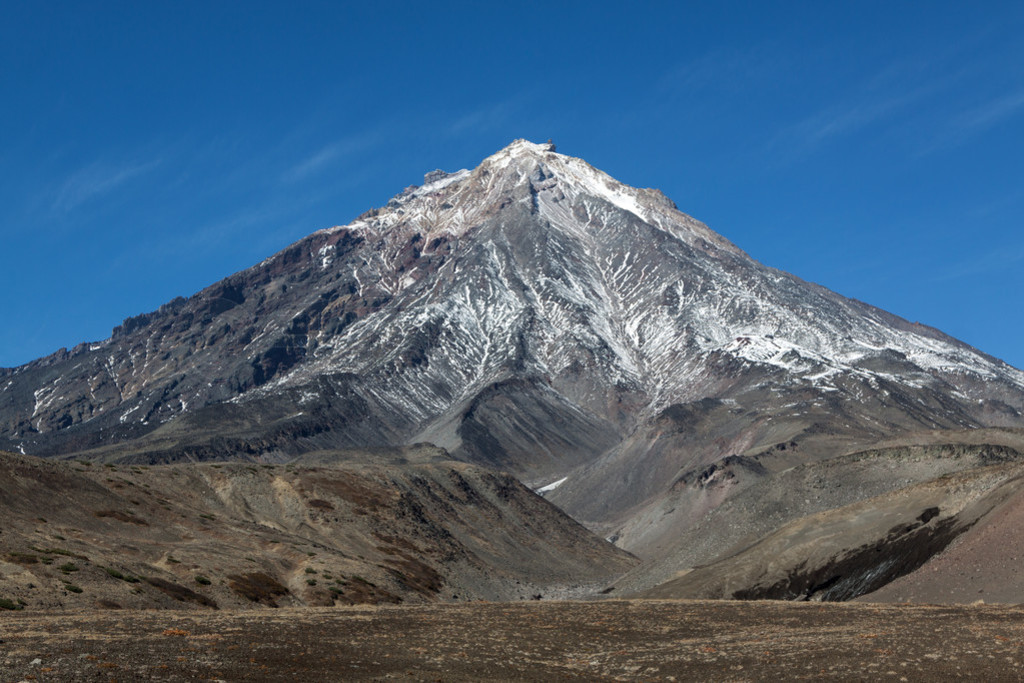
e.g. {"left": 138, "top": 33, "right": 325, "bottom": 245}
{"left": 3, "top": 600, "right": 1024, "bottom": 681}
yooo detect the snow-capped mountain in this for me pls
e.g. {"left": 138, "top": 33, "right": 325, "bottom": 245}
{"left": 2, "top": 140, "right": 1023, "bottom": 540}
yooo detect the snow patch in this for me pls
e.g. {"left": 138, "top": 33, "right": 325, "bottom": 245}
{"left": 536, "top": 476, "right": 568, "bottom": 494}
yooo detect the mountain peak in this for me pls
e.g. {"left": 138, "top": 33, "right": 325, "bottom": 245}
{"left": 496, "top": 138, "right": 557, "bottom": 157}
{"left": 476, "top": 139, "right": 560, "bottom": 176}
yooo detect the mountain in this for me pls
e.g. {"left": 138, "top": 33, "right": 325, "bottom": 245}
{"left": 3, "top": 139, "right": 1024, "bottom": 600}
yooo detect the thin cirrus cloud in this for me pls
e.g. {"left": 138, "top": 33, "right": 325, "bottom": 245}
{"left": 444, "top": 95, "right": 535, "bottom": 137}
{"left": 952, "top": 89, "right": 1024, "bottom": 136}
{"left": 770, "top": 84, "right": 939, "bottom": 158}
{"left": 912, "top": 88, "right": 1024, "bottom": 157}
{"left": 280, "top": 133, "right": 383, "bottom": 185}
{"left": 932, "top": 240, "right": 1024, "bottom": 283}
{"left": 764, "top": 55, "right": 963, "bottom": 161}
{"left": 53, "top": 158, "right": 162, "bottom": 214}
{"left": 280, "top": 143, "right": 347, "bottom": 184}
{"left": 657, "top": 44, "right": 785, "bottom": 95}
{"left": 447, "top": 102, "right": 514, "bottom": 135}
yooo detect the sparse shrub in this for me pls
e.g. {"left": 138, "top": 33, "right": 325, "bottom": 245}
{"left": 59, "top": 562, "right": 79, "bottom": 574}
{"left": 306, "top": 579, "right": 317, "bottom": 586}
{"left": 195, "top": 575, "right": 212, "bottom": 585}
{"left": 327, "top": 578, "right": 401, "bottom": 606}
{"left": 383, "top": 556, "right": 443, "bottom": 595}
{"left": 144, "top": 577, "right": 217, "bottom": 609}
{"left": 7, "top": 552, "right": 38, "bottom": 564}
{"left": 31, "top": 547, "right": 88, "bottom": 560}
{"left": 104, "top": 568, "right": 140, "bottom": 583}
{"left": 94, "top": 510, "right": 148, "bottom": 526}
{"left": 227, "top": 572, "right": 290, "bottom": 607}
{"left": 305, "top": 568, "right": 317, "bottom": 574}
{"left": 40, "top": 557, "right": 54, "bottom": 565}
{"left": 199, "top": 513, "right": 215, "bottom": 520}
{"left": 64, "top": 583, "right": 83, "bottom": 593}
{"left": 0, "top": 598, "right": 23, "bottom": 610}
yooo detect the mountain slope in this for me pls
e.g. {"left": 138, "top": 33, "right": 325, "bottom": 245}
{"left": 2, "top": 140, "right": 1024, "bottom": 597}
{"left": 0, "top": 450, "right": 635, "bottom": 610}
{"left": 633, "top": 444, "right": 1024, "bottom": 600}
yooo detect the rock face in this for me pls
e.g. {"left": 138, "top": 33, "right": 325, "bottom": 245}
{"left": 3, "top": 140, "right": 1024, "bottom": 597}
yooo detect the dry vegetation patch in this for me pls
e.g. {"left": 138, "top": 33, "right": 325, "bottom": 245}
{"left": 228, "top": 572, "right": 290, "bottom": 606}
{"left": 144, "top": 577, "right": 218, "bottom": 609}
{"left": 93, "top": 509, "right": 149, "bottom": 525}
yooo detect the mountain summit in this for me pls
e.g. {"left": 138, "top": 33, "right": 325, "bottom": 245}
{"left": 3, "top": 140, "right": 1024, "bottom": 592}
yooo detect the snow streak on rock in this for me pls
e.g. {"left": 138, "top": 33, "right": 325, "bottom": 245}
{"left": 2, "top": 140, "right": 1023, "bottom": 483}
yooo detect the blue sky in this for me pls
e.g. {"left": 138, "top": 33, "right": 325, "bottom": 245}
{"left": 2, "top": 1, "right": 1022, "bottom": 369}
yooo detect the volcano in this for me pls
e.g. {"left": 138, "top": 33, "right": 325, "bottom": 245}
{"left": 4, "top": 139, "right": 1024, "bottom": 599}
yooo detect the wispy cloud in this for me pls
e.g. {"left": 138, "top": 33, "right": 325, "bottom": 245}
{"left": 765, "top": 53, "right": 969, "bottom": 162}
{"left": 954, "top": 89, "right": 1024, "bottom": 134}
{"left": 770, "top": 82, "right": 940, "bottom": 157}
{"left": 932, "top": 241, "right": 1024, "bottom": 283}
{"left": 53, "top": 158, "right": 161, "bottom": 213}
{"left": 657, "top": 44, "right": 786, "bottom": 95}
{"left": 911, "top": 88, "right": 1024, "bottom": 157}
{"left": 446, "top": 99, "right": 521, "bottom": 136}
{"left": 280, "top": 133, "right": 382, "bottom": 184}
{"left": 282, "top": 145, "right": 342, "bottom": 183}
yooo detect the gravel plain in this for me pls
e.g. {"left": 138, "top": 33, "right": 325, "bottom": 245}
{"left": 3, "top": 599, "right": 1024, "bottom": 681}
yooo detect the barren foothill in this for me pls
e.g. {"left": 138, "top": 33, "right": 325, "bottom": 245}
{"left": 2, "top": 600, "right": 1024, "bottom": 681}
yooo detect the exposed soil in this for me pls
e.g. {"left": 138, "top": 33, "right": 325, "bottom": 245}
{"left": 3, "top": 600, "right": 1024, "bottom": 681}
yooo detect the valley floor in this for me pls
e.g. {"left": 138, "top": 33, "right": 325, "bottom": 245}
{"left": 2, "top": 600, "right": 1023, "bottom": 681}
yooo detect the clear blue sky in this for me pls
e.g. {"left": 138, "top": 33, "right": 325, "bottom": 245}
{"left": 2, "top": 1, "right": 1022, "bottom": 369}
